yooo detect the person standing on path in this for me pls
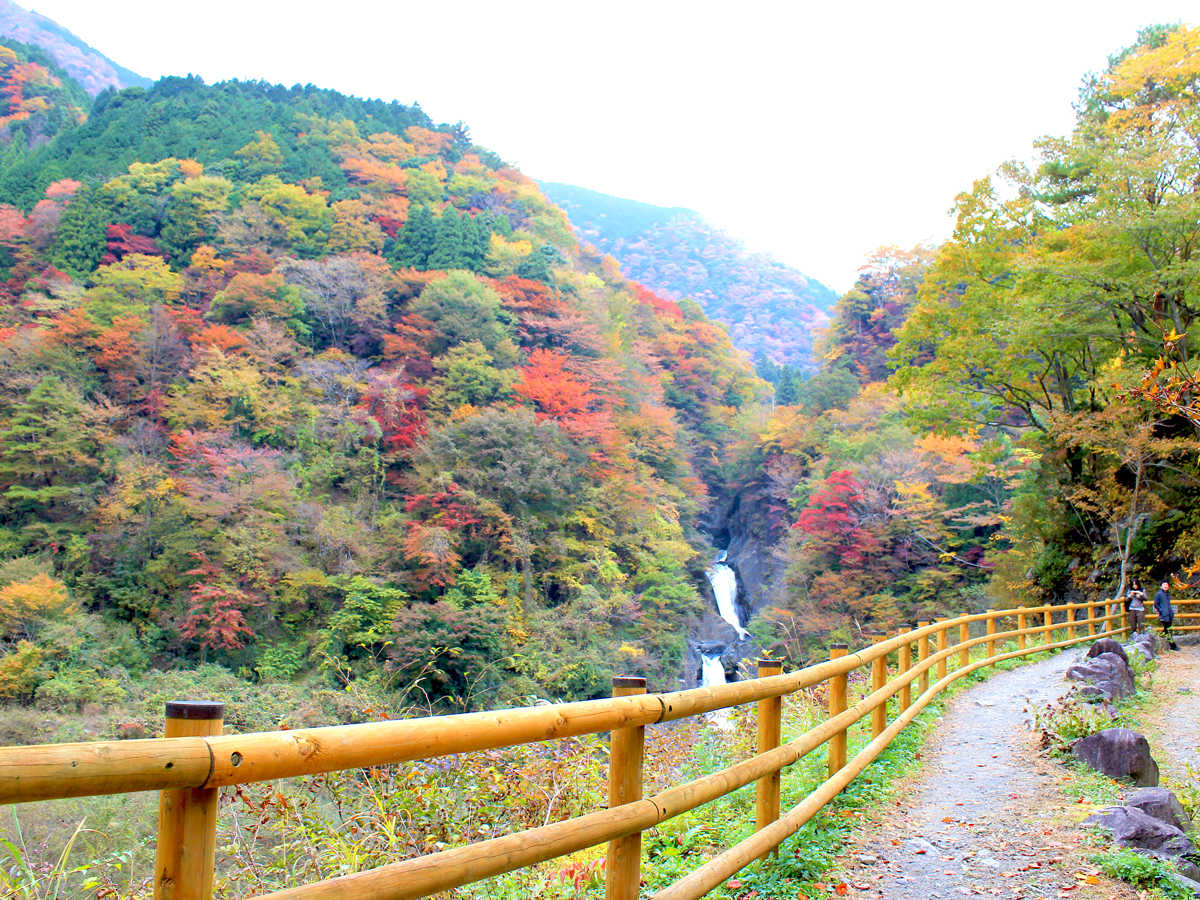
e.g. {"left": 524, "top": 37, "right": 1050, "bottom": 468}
{"left": 1127, "top": 580, "right": 1147, "bottom": 634}
{"left": 1154, "top": 581, "right": 1178, "bottom": 650}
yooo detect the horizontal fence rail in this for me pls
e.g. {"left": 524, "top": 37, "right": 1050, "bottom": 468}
{"left": 0, "top": 598, "right": 1185, "bottom": 899}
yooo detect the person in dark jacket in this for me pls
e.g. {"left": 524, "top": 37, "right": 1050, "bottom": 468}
{"left": 1153, "top": 582, "right": 1178, "bottom": 650}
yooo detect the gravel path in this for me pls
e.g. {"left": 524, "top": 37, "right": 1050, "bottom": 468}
{"left": 1140, "top": 634, "right": 1200, "bottom": 787}
{"left": 831, "top": 647, "right": 1149, "bottom": 900}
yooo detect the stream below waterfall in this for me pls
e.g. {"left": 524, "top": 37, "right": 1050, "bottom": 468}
{"left": 699, "top": 652, "right": 731, "bottom": 727}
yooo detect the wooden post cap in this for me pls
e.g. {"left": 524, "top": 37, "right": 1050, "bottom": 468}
{"left": 830, "top": 642, "right": 848, "bottom": 650}
{"left": 611, "top": 676, "right": 646, "bottom": 690}
{"left": 164, "top": 701, "right": 225, "bottom": 720}
{"left": 757, "top": 659, "right": 783, "bottom": 668}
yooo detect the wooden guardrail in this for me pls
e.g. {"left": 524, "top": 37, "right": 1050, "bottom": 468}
{"left": 1173, "top": 597, "right": 1200, "bottom": 632}
{"left": 0, "top": 598, "right": 1174, "bottom": 900}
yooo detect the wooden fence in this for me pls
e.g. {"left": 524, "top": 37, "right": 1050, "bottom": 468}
{"left": 1174, "top": 597, "right": 1200, "bottom": 632}
{"left": 0, "top": 598, "right": 1189, "bottom": 900}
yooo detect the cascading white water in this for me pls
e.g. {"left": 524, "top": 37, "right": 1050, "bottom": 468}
{"left": 700, "top": 653, "right": 731, "bottom": 727}
{"left": 707, "top": 559, "right": 749, "bottom": 639}
{"left": 700, "top": 653, "right": 726, "bottom": 688}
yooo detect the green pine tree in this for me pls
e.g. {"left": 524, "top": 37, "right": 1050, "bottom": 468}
{"left": 463, "top": 212, "right": 492, "bottom": 273}
{"left": 0, "top": 376, "right": 103, "bottom": 541}
{"left": 775, "top": 366, "right": 799, "bottom": 406}
{"left": 390, "top": 204, "right": 436, "bottom": 269}
{"left": 755, "top": 356, "right": 782, "bottom": 385}
{"left": 427, "top": 207, "right": 467, "bottom": 270}
{"left": 516, "top": 243, "right": 557, "bottom": 283}
{"left": 49, "top": 187, "right": 106, "bottom": 277}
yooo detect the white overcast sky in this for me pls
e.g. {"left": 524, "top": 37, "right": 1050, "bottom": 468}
{"left": 19, "top": 0, "right": 1200, "bottom": 293}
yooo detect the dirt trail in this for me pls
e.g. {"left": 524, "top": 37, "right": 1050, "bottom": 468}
{"left": 1140, "top": 635, "right": 1200, "bottom": 787}
{"left": 830, "top": 642, "right": 1200, "bottom": 899}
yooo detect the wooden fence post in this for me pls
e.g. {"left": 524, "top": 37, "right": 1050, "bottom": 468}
{"left": 153, "top": 701, "right": 224, "bottom": 900}
{"left": 756, "top": 659, "right": 783, "bottom": 856}
{"left": 917, "top": 622, "right": 930, "bottom": 695}
{"left": 1067, "top": 605, "right": 1076, "bottom": 641}
{"left": 1043, "top": 607, "right": 1052, "bottom": 645}
{"left": 606, "top": 677, "right": 646, "bottom": 900}
{"left": 828, "top": 643, "right": 848, "bottom": 777}
{"left": 986, "top": 610, "right": 996, "bottom": 660}
{"left": 1087, "top": 602, "right": 1096, "bottom": 637}
{"left": 936, "top": 620, "right": 948, "bottom": 682}
{"left": 897, "top": 627, "right": 911, "bottom": 712}
{"left": 959, "top": 621, "right": 969, "bottom": 670}
{"left": 1017, "top": 608, "right": 1027, "bottom": 652}
{"left": 870, "top": 634, "right": 887, "bottom": 740}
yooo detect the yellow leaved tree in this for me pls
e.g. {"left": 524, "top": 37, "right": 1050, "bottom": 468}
{"left": 0, "top": 572, "right": 75, "bottom": 641}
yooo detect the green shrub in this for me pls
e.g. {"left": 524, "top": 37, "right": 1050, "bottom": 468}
{"left": 255, "top": 641, "right": 305, "bottom": 681}
{"left": 34, "top": 668, "right": 128, "bottom": 711}
{"left": 1091, "top": 847, "right": 1194, "bottom": 898}
{"left": 1034, "top": 693, "right": 1134, "bottom": 757}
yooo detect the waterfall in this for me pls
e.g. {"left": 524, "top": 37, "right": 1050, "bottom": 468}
{"left": 700, "top": 653, "right": 726, "bottom": 688}
{"left": 707, "top": 559, "right": 749, "bottom": 639}
{"left": 700, "top": 653, "right": 731, "bottom": 728}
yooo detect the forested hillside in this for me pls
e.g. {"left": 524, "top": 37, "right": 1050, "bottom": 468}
{"left": 0, "top": 43, "right": 769, "bottom": 733}
{"left": 540, "top": 182, "right": 836, "bottom": 370}
{"left": 735, "top": 24, "right": 1200, "bottom": 664}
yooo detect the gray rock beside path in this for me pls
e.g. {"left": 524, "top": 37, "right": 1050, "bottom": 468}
{"left": 1084, "top": 782, "right": 1200, "bottom": 896}
{"left": 1128, "top": 631, "right": 1161, "bottom": 661}
{"left": 1072, "top": 728, "right": 1160, "bottom": 786}
{"left": 1087, "top": 638, "right": 1129, "bottom": 666}
{"left": 1125, "top": 787, "right": 1193, "bottom": 833}
{"left": 1066, "top": 652, "right": 1137, "bottom": 701}
{"left": 1084, "top": 804, "right": 1196, "bottom": 856}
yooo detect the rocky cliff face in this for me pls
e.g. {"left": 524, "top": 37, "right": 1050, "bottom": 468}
{"left": 712, "top": 488, "right": 785, "bottom": 618}
{"left": 683, "top": 488, "right": 786, "bottom": 687}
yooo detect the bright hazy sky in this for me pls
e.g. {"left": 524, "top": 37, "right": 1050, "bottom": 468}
{"left": 19, "top": 1, "right": 1200, "bottom": 293}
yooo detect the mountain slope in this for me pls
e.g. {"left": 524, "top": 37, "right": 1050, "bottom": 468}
{"left": 0, "top": 0, "right": 150, "bottom": 96}
{"left": 540, "top": 182, "right": 836, "bottom": 370}
{"left": 0, "top": 57, "right": 767, "bottom": 710}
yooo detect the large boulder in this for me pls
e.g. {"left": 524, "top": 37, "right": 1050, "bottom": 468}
{"left": 1084, "top": 805, "right": 1195, "bottom": 855}
{"left": 1125, "top": 787, "right": 1193, "bottom": 834}
{"left": 1065, "top": 652, "right": 1136, "bottom": 701}
{"left": 1072, "top": 728, "right": 1160, "bottom": 786}
{"left": 1088, "top": 638, "right": 1129, "bottom": 666}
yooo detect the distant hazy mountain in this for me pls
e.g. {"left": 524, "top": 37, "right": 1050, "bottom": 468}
{"left": 540, "top": 182, "right": 836, "bottom": 369}
{"left": 0, "top": 0, "right": 150, "bottom": 96}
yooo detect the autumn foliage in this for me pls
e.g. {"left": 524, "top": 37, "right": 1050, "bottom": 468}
{"left": 0, "top": 49, "right": 764, "bottom": 709}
